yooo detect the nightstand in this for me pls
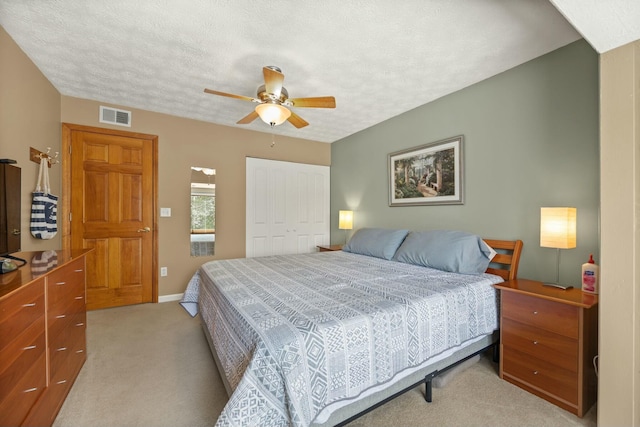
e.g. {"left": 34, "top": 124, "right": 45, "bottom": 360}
{"left": 494, "top": 279, "right": 598, "bottom": 417}
{"left": 317, "top": 244, "right": 343, "bottom": 252}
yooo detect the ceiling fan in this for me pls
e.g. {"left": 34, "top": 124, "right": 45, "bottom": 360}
{"left": 204, "top": 66, "right": 336, "bottom": 129}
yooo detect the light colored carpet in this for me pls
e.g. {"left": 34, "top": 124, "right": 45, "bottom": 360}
{"left": 53, "top": 302, "right": 597, "bottom": 427}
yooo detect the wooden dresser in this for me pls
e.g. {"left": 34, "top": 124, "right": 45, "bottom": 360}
{"left": 0, "top": 249, "right": 91, "bottom": 427}
{"left": 316, "top": 244, "right": 343, "bottom": 252}
{"left": 494, "top": 279, "right": 598, "bottom": 417}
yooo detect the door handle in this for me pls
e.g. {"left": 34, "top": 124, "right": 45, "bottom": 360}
{"left": 137, "top": 227, "right": 151, "bottom": 233}
{"left": 12, "top": 229, "right": 20, "bottom": 235}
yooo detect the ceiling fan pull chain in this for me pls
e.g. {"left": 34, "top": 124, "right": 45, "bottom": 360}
{"left": 270, "top": 124, "right": 276, "bottom": 148}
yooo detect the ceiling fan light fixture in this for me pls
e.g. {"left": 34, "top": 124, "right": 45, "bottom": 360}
{"left": 255, "top": 103, "right": 291, "bottom": 126}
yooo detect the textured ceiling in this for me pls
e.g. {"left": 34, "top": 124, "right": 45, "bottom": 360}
{"left": 0, "top": 1, "right": 636, "bottom": 143}
{"left": 552, "top": 0, "right": 640, "bottom": 53}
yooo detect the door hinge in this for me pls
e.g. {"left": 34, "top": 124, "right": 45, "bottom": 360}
{"left": 69, "top": 212, "right": 72, "bottom": 222}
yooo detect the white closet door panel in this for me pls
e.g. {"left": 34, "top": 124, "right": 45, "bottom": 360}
{"left": 271, "top": 235, "right": 286, "bottom": 255}
{"left": 313, "top": 233, "right": 325, "bottom": 247}
{"left": 247, "top": 157, "right": 329, "bottom": 258}
{"left": 272, "top": 169, "right": 287, "bottom": 226}
{"left": 295, "top": 171, "right": 310, "bottom": 224}
{"left": 250, "top": 236, "right": 268, "bottom": 258}
{"left": 247, "top": 163, "right": 269, "bottom": 258}
{"left": 295, "top": 234, "right": 311, "bottom": 254}
{"left": 312, "top": 173, "right": 326, "bottom": 224}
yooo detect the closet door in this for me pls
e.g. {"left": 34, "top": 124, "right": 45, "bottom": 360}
{"left": 246, "top": 158, "right": 329, "bottom": 257}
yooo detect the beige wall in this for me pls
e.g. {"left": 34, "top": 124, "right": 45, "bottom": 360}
{"left": 0, "top": 26, "right": 62, "bottom": 252}
{"left": 599, "top": 40, "right": 640, "bottom": 426}
{"left": 60, "top": 97, "right": 330, "bottom": 297}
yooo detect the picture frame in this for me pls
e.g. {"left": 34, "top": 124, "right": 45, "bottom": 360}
{"left": 388, "top": 135, "right": 464, "bottom": 206}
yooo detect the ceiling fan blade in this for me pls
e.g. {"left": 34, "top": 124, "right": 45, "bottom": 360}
{"left": 287, "top": 96, "right": 336, "bottom": 108}
{"left": 287, "top": 111, "right": 309, "bottom": 129}
{"left": 263, "top": 66, "right": 284, "bottom": 98}
{"left": 237, "top": 110, "right": 259, "bottom": 124}
{"left": 204, "top": 88, "right": 258, "bottom": 103}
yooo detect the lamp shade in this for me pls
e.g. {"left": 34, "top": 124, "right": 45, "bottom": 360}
{"left": 338, "top": 210, "right": 353, "bottom": 230}
{"left": 255, "top": 103, "right": 291, "bottom": 126}
{"left": 540, "top": 207, "right": 577, "bottom": 249}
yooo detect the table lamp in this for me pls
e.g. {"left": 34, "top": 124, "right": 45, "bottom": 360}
{"left": 338, "top": 210, "right": 353, "bottom": 244}
{"left": 540, "top": 207, "right": 576, "bottom": 286}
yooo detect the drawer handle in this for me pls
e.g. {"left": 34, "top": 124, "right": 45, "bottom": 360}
{"left": 56, "top": 347, "right": 67, "bottom": 352}
{"left": 76, "top": 349, "right": 84, "bottom": 354}
{"left": 56, "top": 380, "right": 68, "bottom": 385}
{"left": 74, "top": 269, "right": 84, "bottom": 272}
{"left": 23, "top": 387, "right": 39, "bottom": 393}
{"left": 23, "top": 345, "right": 37, "bottom": 350}
{"left": 532, "top": 340, "right": 539, "bottom": 345}
{"left": 533, "top": 311, "right": 538, "bottom": 315}
{"left": 22, "top": 302, "right": 36, "bottom": 307}
{"left": 76, "top": 322, "right": 85, "bottom": 327}
{"left": 75, "top": 296, "right": 84, "bottom": 300}
{"left": 55, "top": 281, "right": 66, "bottom": 286}
{"left": 56, "top": 314, "right": 66, "bottom": 319}
{"left": 533, "top": 370, "right": 539, "bottom": 375}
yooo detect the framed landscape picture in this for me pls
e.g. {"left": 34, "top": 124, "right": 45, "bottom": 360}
{"left": 388, "top": 135, "right": 464, "bottom": 206}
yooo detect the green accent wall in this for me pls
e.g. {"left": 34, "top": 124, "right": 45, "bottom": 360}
{"left": 330, "top": 40, "right": 599, "bottom": 284}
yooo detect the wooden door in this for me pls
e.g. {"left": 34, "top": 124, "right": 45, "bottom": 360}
{"left": 246, "top": 158, "right": 329, "bottom": 257}
{"left": 62, "top": 124, "right": 157, "bottom": 310}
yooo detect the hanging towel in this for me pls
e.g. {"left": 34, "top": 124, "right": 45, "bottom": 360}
{"left": 30, "top": 157, "right": 58, "bottom": 239}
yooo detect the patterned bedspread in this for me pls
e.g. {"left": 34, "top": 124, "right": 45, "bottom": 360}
{"left": 180, "top": 251, "right": 502, "bottom": 427}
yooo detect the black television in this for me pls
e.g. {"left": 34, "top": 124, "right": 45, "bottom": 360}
{"left": 0, "top": 160, "right": 21, "bottom": 256}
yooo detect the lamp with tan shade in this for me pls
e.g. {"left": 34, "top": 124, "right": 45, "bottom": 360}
{"left": 338, "top": 210, "right": 353, "bottom": 245}
{"left": 540, "top": 207, "right": 576, "bottom": 287}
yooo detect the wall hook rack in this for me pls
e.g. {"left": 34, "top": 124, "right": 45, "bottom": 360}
{"left": 29, "top": 146, "right": 59, "bottom": 168}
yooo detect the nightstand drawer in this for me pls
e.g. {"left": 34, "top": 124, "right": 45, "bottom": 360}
{"left": 502, "top": 291, "right": 579, "bottom": 338}
{"left": 503, "top": 347, "right": 577, "bottom": 405}
{"left": 502, "top": 318, "right": 578, "bottom": 372}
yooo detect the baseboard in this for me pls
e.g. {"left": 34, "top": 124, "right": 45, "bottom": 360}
{"left": 158, "top": 293, "right": 184, "bottom": 303}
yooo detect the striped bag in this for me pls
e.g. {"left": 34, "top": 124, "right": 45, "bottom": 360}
{"left": 30, "top": 157, "right": 58, "bottom": 239}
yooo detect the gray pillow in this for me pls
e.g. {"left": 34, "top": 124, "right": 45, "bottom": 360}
{"left": 342, "top": 228, "right": 409, "bottom": 260}
{"left": 392, "top": 230, "right": 495, "bottom": 275}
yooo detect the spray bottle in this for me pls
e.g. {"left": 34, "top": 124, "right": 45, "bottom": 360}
{"left": 581, "top": 254, "right": 599, "bottom": 294}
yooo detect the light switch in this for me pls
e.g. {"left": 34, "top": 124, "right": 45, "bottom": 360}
{"left": 160, "top": 207, "right": 171, "bottom": 217}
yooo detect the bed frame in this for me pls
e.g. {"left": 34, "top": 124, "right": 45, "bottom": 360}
{"left": 201, "top": 238, "right": 523, "bottom": 427}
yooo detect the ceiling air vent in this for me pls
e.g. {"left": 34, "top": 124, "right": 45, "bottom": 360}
{"left": 99, "top": 106, "right": 131, "bottom": 127}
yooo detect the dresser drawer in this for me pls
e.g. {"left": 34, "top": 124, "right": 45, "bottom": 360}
{"left": 49, "top": 328, "right": 71, "bottom": 380}
{"left": 48, "top": 267, "right": 85, "bottom": 311}
{"left": 48, "top": 291, "right": 85, "bottom": 341}
{"left": 503, "top": 347, "right": 578, "bottom": 405}
{"left": 502, "top": 318, "right": 578, "bottom": 372}
{"left": 0, "top": 279, "right": 45, "bottom": 353}
{"left": 0, "top": 318, "right": 46, "bottom": 393}
{"left": 68, "top": 313, "right": 87, "bottom": 376}
{"left": 501, "top": 291, "right": 579, "bottom": 338}
{"left": 0, "top": 351, "right": 46, "bottom": 427}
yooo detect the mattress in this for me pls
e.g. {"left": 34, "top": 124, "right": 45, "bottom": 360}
{"left": 180, "top": 251, "right": 503, "bottom": 427}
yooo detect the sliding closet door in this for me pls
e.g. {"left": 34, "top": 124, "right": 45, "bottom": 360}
{"left": 246, "top": 158, "right": 329, "bottom": 257}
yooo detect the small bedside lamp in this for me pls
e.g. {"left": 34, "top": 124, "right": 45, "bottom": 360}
{"left": 540, "top": 207, "right": 576, "bottom": 285}
{"left": 338, "top": 210, "right": 353, "bottom": 244}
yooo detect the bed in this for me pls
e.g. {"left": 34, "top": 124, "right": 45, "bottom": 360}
{"left": 180, "top": 229, "right": 523, "bottom": 427}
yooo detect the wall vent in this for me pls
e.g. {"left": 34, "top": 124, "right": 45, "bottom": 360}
{"left": 99, "top": 106, "right": 131, "bottom": 127}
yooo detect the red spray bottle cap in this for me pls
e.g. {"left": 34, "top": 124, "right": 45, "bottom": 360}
{"left": 588, "top": 254, "right": 594, "bottom": 264}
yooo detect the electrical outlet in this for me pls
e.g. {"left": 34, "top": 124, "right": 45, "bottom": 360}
{"left": 160, "top": 267, "right": 168, "bottom": 277}
{"left": 160, "top": 207, "right": 171, "bottom": 217}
